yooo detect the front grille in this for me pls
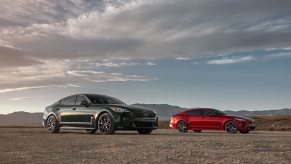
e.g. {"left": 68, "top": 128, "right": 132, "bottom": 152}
{"left": 248, "top": 121, "right": 255, "bottom": 125}
{"left": 133, "top": 112, "right": 156, "bottom": 118}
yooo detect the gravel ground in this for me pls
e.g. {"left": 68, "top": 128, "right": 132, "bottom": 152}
{"left": 0, "top": 128, "right": 290, "bottom": 164}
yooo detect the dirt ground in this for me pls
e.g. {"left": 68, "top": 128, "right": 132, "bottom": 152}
{"left": 0, "top": 128, "right": 290, "bottom": 164}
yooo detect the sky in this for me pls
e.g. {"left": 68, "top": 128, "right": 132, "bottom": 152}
{"left": 0, "top": 0, "right": 291, "bottom": 114}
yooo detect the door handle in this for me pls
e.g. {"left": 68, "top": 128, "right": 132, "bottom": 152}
{"left": 72, "top": 108, "right": 76, "bottom": 110}
{"left": 56, "top": 108, "right": 60, "bottom": 111}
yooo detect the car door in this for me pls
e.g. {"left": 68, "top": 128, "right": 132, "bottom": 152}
{"left": 186, "top": 110, "right": 201, "bottom": 129}
{"left": 74, "top": 95, "right": 96, "bottom": 125}
{"left": 199, "top": 110, "right": 221, "bottom": 129}
{"left": 57, "top": 95, "right": 78, "bottom": 124}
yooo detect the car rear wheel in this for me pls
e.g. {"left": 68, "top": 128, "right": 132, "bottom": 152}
{"left": 225, "top": 121, "right": 238, "bottom": 134}
{"left": 193, "top": 130, "right": 202, "bottom": 133}
{"left": 137, "top": 129, "right": 152, "bottom": 134}
{"left": 98, "top": 113, "right": 115, "bottom": 135}
{"left": 46, "top": 115, "right": 60, "bottom": 133}
{"left": 177, "top": 121, "right": 188, "bottom": 133}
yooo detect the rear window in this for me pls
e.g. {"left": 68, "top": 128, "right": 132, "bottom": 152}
{"left": 61, "top": 96, "right": 76, "bottom": 106}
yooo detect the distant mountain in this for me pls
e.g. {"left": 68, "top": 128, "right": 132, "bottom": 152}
{"left": 0, "top": 111, "right": 42, "bottom": 126}
{"left": 223, "top": 108, "right": 291, "bottom": 117}
{"left": 0, "top": 106, "right": 290, "bottom": 126}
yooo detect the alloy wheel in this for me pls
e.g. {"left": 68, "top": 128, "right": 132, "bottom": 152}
{"left": 177, "top": 121, "right": 188, "bottom": 133}
{"left": 225, "top": 121, "right": 238, "bottom": 134}
{"left": 47, "top": 115, "right": 60, "bottom": 133}
{"left": 98, "top": 113, "right": 115, "bottom": 135}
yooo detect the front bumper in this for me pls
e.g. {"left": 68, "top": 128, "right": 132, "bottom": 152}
{"left": 249, "top": 126, "right": 256, "bottom": 131}
{"left": 114, "top": 112, "right": 158, "bottom": 130}
{"left": 236, "top": 121, "right": 249, "bottom": 131}
{"left": 42, "top": 120, "right": 46, "bottom": 127}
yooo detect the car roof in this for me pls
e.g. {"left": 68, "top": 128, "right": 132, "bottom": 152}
{"left": 65, "top": 93, "right": 110, "bottom": 97}
{"left": 188, "top": 108, "right": 215, "bottom": 111}
{"left": 81, "top": 93, "right": 114, "bottom": 98}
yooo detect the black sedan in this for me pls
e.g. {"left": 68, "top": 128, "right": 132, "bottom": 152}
{"left": 43, "top": 94, "right": 158, "bottom": 135}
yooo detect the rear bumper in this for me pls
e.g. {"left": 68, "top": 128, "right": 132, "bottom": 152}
{"left": 169, "top": 123, "right": 176, "bottom": 129}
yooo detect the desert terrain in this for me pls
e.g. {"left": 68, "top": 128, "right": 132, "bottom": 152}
{"left": 0, "top": 128, "right": 290, "bottom": 164}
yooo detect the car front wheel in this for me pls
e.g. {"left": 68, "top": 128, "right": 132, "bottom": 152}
{"left": 177, "top": 121, "right": 188, "bottom": 133}
{"left": 225, "top": 121, "right": 238, "bottom": 134}
{"left": 46, "top": 115, "right": 60, "bottom": 133}
{"left": 98, "top": 113, "right": 115, "bottom": 135}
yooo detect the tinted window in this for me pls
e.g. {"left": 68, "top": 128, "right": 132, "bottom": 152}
{"left": 199, "top": 109, "right": 213, "bottom": 116}
{"left": 76, "top": 95, "right": 88, "bottom": 105}
{"left": 185, "top": 110, "right": 200, "bottom": 116}
{"left": 61, "top": 96, "right": 76, "bottom": 106}
{"left": 86, "top": 95, "right": 125, "bottom": 105}
{"left": 211, "top": 109, "right": 227, "bottom": 116}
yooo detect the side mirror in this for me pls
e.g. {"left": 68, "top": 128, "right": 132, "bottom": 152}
{"left": 80, "top": 101, "right": 90, "bottom": 107}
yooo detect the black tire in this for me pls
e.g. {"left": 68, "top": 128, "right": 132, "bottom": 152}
{"left": 137, "top": 129, "right": 153, "bottom": 134}
{"left": 225, "top": 121, "right": 238, "bottom": 134}
{"left": 98, "top": 113, "right": 115, "bottom": 135}
{"left": 177, "top": 121, "right": 188, "bottom": 133}
{"left": 86, "top": 129, "right": 97, "bottom": 134}
{"left": 46, "top": 115, "right": 60, "bottom": 133}
{"left": 193, "top": 130, "right": 202, "bottom": 133}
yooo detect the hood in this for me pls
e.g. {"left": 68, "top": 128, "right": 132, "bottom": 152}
{"left": 235, "top": 116, "right": 254, "bottom": 122}
{"left": 101, "top": 104, "right": 155, "bottom": 113}
{"left": 225, "top": 115, "right": 254, "bottom": 122}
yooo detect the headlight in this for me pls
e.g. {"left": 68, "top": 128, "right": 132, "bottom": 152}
{"left": 110, "top": 107, "right": 129, "bottom": 113}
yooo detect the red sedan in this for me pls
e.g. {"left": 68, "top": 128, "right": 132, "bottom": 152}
{"left": 170, "top": 108, "right": 255, "bottom": 134}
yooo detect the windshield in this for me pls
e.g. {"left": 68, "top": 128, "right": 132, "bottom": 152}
{"left": 211, "top": 109, "right": 227, "bottom": 116}
{"left": 86, "top": 95, "right": 126, "bottom": 105}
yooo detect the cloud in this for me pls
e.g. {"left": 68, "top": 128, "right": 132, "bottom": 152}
{"left": 0, "top": 58, "right": 153, "bottom": 92}
{"left": 176, "top": 57, "right": 191, "bottom": 61}
{"left": 0, "top": 85, "right": 68, "bottom": 93}
{"left": 9, "top": 97, "right": 34, "bottom": 101}
{"left": 265, "top": 52, "right": 291, "bottom": 59}
{"left": 0, "top": 46, "right": 41, "bottom": 67}
{"left": 1, "top": 0, "right": 291, "bottom": 92}
{"left": 146, "top": 62, "right": 157, "bottom": 66}
{"left": 93, "top": 60, "right": 140, "bottom": 68}
{"left": 207, "top": 56, "right": 255, "bottom": 65}
{"left": 1, "top": 0, "right": 291, "bottom": 60}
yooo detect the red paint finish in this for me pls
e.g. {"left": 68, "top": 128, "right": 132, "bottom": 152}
{"left": 170, "top": 108, "right": 253, "bottom": 133}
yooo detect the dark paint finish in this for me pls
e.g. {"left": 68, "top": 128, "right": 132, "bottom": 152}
{"left": 43, "top": 94, "right": 158, "bottom": 134}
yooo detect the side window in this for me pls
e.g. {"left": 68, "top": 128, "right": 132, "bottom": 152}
{"left": 185, "top": 110, "right": 199, "bottom": 116}
{"left": 199, "top": 110, "right": 212, "bottom": 116}
{"left": 76, "top": 96, "right": 88, "bottom": 105}
{"left": 90, "top": 97, "right": 103, "bottom": 104}
{"left": 61, "top": 96, "right": 76, "bottom": 106}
